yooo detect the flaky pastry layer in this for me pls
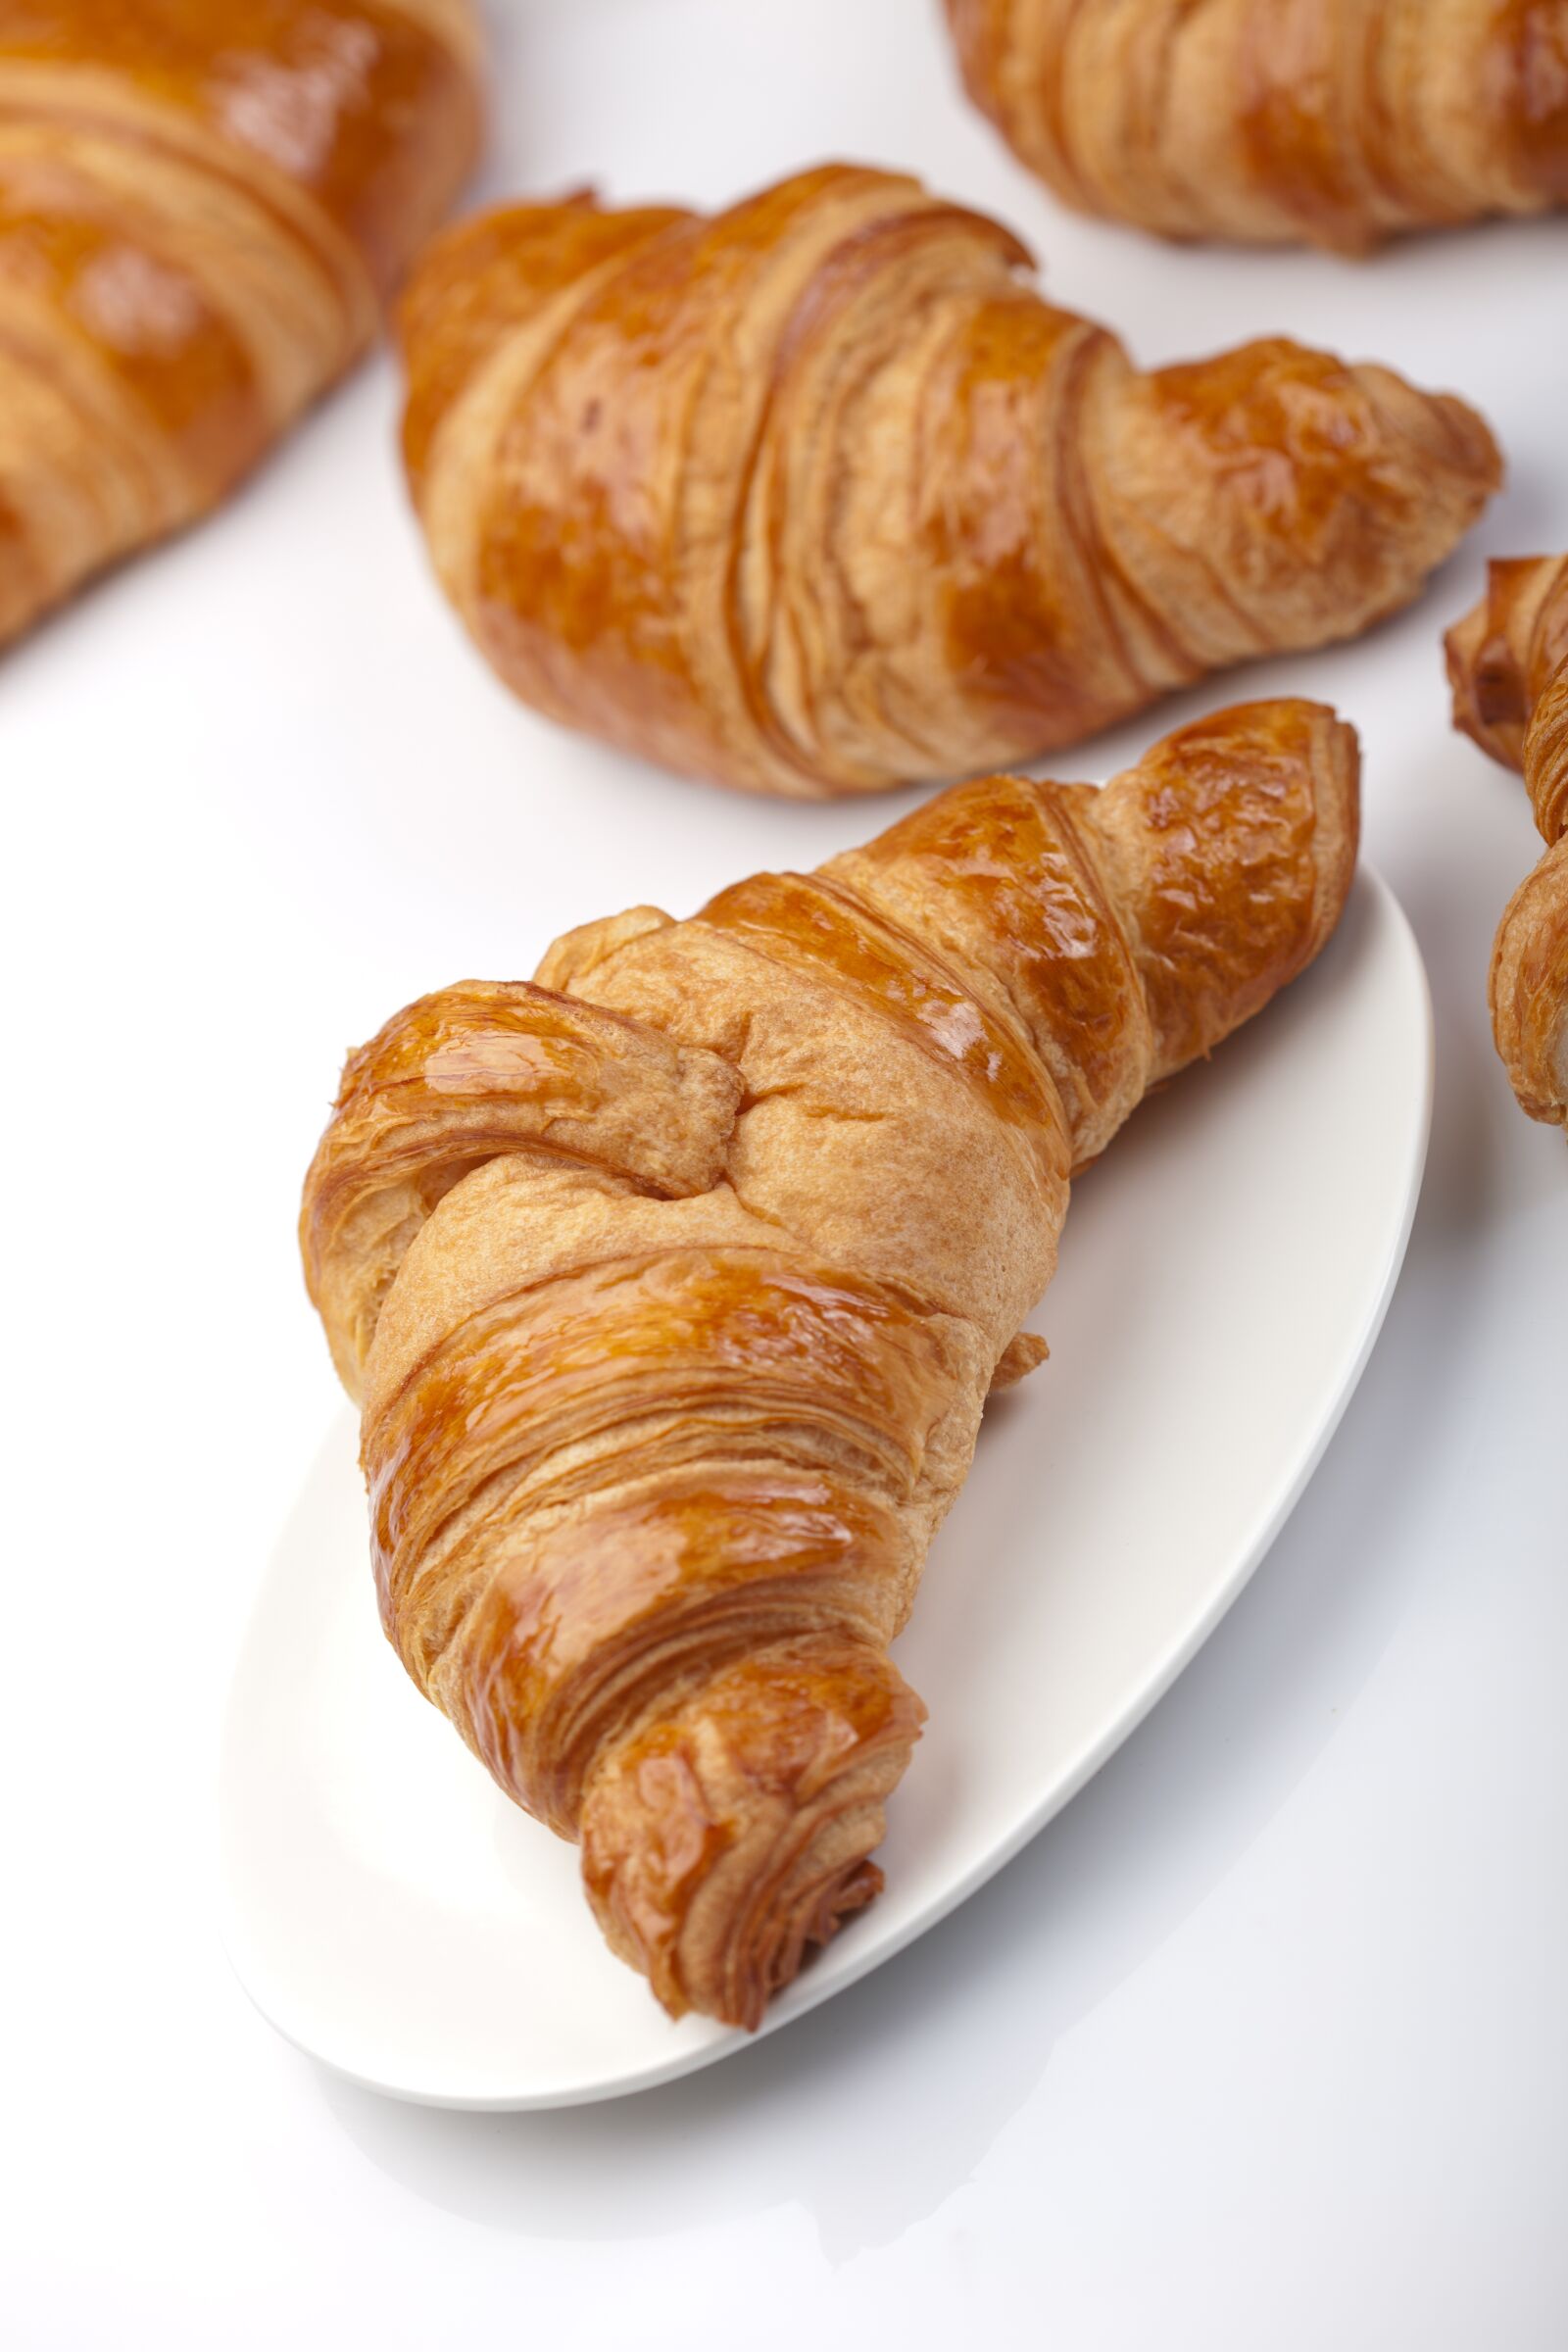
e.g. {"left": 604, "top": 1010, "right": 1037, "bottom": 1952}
{"left": 397, "top": 162, "right": 1498, "bottom": 797}
{"left": 0, "top": 0, "right": 483, "bottom": 643}
{"left": 946, "top": 0, "right": 1568, "bottom": 253}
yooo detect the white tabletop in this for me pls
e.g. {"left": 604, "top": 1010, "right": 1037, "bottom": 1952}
{"left": 5, "top": 4, "right": 1565, "bottom": 2344}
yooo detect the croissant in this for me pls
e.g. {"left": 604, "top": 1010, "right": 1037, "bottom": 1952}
{"left": 397, "top": 162, "right": 1496, "bottom": 799}
{"left": 0, "top": 0, "right": 483, "bottom": 647}
{"left": 945, "top": 0, "right": 1568, "bottom": 254}
{"left": 301, "top": 697, "right": 1358, "bottom": 2025}
{"left": 1446, "top": 556, "right": 1568, "bottom": 1133}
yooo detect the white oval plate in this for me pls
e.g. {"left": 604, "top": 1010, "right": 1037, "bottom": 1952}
{"left": 220, "top": 864, "right": 1430, "bottom": 2110}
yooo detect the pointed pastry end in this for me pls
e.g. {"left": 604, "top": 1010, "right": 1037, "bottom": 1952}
{"left": 580, "top": 1637, "right": 924, "bottom": 2029}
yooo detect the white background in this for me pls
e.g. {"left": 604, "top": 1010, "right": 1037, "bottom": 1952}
{"left": 3, "top": 2, "right": 1565, "bottom": 2343}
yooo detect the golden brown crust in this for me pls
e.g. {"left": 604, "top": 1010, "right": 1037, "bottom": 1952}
{"left": 946, "top": 0, "right": 1568, "bottom": 253}
{"left": 581, "top": 1637, "right": 924, "bottom": 2029}
{"left": 1447, "top": 555, "right": 1568, "bottom": 1131}
{"left": 1490, "top": 840, "right": 1568, "bottom": 1127}
{"left": 301, "top": 698, "right": 1360, "bottom": 2026}
{"left": 0, "top": 0, "right": 483, "bottom": 645}
{"left": 300, "top": 978, "right": 743, "bottom": 1400}
{"left": 1078, "top": 701, "right": 1361, "bottom": 1080}
{"left": 398, "top": 164, "right": 1498, "bottom": 799}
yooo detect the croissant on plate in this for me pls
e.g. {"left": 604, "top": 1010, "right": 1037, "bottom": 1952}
{"left": 1446, "top": 556, "right": 1568, "bottom": 1132}
{"left": 0, "top": 0, "right": 484, "bottom": 646}
{"left": 397, "top": 162, "right": 1495, "bottom": 799}
{"left": 945, "top": 0, "right": 1568, "bottom": 254}
{"left": 301, "top": 697, "right": 1359, "bottom": 2026}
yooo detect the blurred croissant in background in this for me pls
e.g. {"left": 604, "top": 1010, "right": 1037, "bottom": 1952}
{"left": 0, "top": 0, "right": 484, "bottom": 646}
{"left": 946, "top": 0, "right": 1568, "bottom": 253}
{"left": 301, "top": 697, "right": 1359, "bottom": 2025}
{"left": 1447, "top": 556, "right": 1568, "bottom": 1133}
{"left": 398, "top": 163, "right": 1497, "bottom": 798}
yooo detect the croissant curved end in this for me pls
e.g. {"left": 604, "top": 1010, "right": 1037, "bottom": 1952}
{"left": 1489, "top": 839, "right": 1568, "bottom": 1131}
{"left": 1446, "top": 562, "right": 1546, "bottom": 773}
{"left": 580, "top": 1638, "right": 925, "bottom": 2029}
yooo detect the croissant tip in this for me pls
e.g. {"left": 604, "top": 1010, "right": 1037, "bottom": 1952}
{"left": 579, "top": 1641, "right": 921, "bottom": 2028}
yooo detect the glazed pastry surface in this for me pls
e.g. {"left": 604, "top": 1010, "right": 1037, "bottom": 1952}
{"left": 946, "top": 0, "right": 1568, "bottom": 253}
{"left": 1447, "top": 556, "right": 1568, "bottom": 1131}
{"left": 0, "top": 0, "right": 483, "bottom": 643}
{"left": 399, "top": 164, "right": 1497, "bottom": 798}
{"left": 302, "top": 698, "right": 1359, "bottom": 2025}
